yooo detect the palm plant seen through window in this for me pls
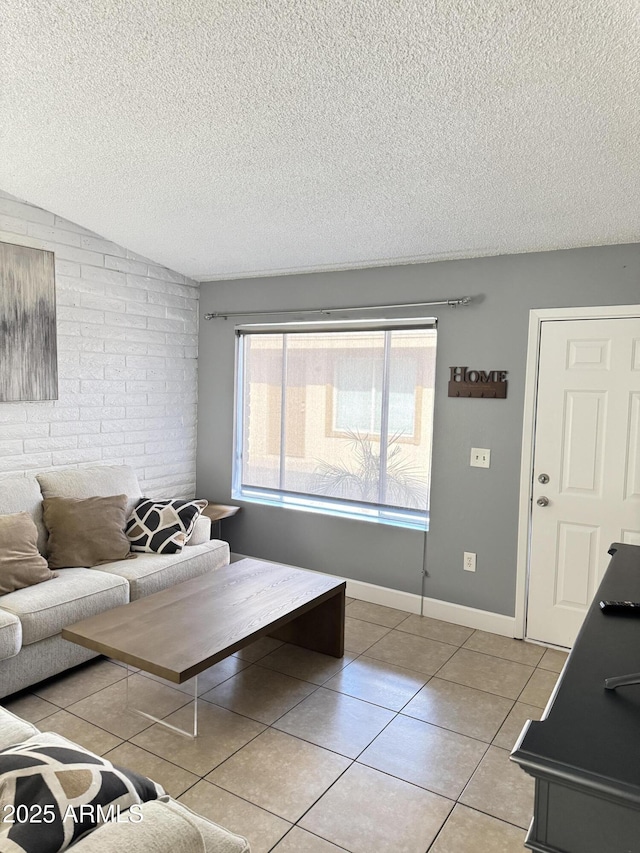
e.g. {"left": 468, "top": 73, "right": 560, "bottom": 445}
{"left": 313, "top": 430, "right": 428, "bottom": 509}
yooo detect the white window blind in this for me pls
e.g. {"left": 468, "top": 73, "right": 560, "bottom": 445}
{"left": 233, "top": 319, "right": 437, "bottom": 529}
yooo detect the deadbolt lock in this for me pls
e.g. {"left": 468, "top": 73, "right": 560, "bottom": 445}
{"left": 538, "top": 473, "right": 550, "bottom": 484}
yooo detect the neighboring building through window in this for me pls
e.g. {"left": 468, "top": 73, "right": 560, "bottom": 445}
{"left": 233, "top": 320, "right": 437, "bottom": 529}
{"left": 333, "top": 354, "right": 418, "bottom": 439}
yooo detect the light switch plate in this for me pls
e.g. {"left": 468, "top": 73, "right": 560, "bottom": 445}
{"left": 470, "top": 448, "right": 491, "bottom": 468}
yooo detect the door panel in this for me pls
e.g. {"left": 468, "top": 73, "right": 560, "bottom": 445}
{"left": 527, "top": 317, "right": 640, "bottom": 647}
{"left": 555, "top": 522, "right": 600, "bottom": 608}
{"left": 560, "top": 391, "right": 606, "bottom": 494}
{"left": 567, "top": 339, "right": 610, "bottom": 370}
{"left": 625, "top": 393, "right": 640, "bottom": 499}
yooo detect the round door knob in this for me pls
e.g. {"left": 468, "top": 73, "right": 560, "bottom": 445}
{"left": 537, "top": 496, "right": 550, "bottom": 507}
{"left": 538, "top": 473, "right": 550, "bottom": 484}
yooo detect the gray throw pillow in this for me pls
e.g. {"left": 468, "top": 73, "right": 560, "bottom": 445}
{"left": 0, "top": 512, "right": 56, "bottom": 595}
{"left": 42, "top": 495, "right": 132, "bottom": 569}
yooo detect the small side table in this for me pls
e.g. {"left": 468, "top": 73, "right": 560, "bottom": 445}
{"left": 202, "top": 503, "right": 241, "bottom": 539}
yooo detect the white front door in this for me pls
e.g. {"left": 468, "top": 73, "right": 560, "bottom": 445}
{"left": 526, "top": 317, "right": 640, "bottom": 648}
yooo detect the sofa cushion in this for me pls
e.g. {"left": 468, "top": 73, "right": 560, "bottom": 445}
{"left": 0, "top": 512, "right": 57, "bottom": 595}
{"left": 0, "top": 608, "right": 21, "bottom": 661}
{"left": 0, "top": 731, "right": 164, "bottom": 853}
{"left": 91, "top": 540, "right": 230, "bottom": 600}
{"left": 126, "top": 498, "right": 207, "bottom": 554}
{"left": 0, "top": 475, "right": 47, "bottom": 555}
{"left": 0, "top": 568, "right": 128, "bottom": 645}
{"left": 42, "top": 495, "right": 132, "bottom": 569}
{"left": 36, "top": 465, "right": 142, "bottom": 520}
{"left": 0, "top": 708, "right": 39, "bottom": 751}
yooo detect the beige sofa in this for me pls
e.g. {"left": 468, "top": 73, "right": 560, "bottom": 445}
{"left": 0, "top": 465, "right": 230, "bottom": 699}
{"left": 0, "top": 706, "right": 250, "bottom": 852}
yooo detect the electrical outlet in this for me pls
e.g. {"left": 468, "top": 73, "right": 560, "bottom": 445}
{"left": 470, "top": 447, "right": 491, "bottom": 468}
{"left": 464, "top": 551, "right": 476, "bottom": 572}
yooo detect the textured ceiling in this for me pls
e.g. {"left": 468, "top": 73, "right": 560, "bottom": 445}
{"left": 1, "top": 1, "right": 639, "bottom": 281}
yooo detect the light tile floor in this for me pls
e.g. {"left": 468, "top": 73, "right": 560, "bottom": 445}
{"left": 2, "top": 597, "right": 568, "bottom": 853}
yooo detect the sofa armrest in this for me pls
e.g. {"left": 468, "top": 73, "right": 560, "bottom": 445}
{"left": 186, "top": 514, "right": 211, "bottom": 546}
{"left": 161, "top": 798, "right": 250, "bottom": 853}
{"left": 0, "top": 707, "right": 39, "bottom": 750}
{"left": 70, "top": 799, "right": 204, "bottom": 853}
{"left": 69, "top": 797, "right": 250, "bottom": 853}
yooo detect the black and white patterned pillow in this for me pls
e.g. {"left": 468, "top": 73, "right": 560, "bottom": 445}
{"left": 0, "top": 732, "right": 164, "bottom": 853}
{"left": 125, "top": 498, "right": 208, "bottom": 554}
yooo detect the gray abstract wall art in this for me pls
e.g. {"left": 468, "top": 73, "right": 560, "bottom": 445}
{"left": 0, "top": 241, "right": 58, "bottom": 402}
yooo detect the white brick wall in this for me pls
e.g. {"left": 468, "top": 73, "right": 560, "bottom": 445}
{"left": 0, "top": 191, "right": 200, "bottom": 498}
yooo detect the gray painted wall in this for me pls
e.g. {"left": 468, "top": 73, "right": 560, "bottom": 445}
{"left": 197, "top": 244, "right": 640, "bottom": 617}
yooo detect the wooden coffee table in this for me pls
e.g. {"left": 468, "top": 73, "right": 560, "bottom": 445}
{"left": 62, "top": 558, "right": 345, "bottom": 737}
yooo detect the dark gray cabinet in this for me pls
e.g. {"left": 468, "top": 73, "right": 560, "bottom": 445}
{"left": 511, "top": 543, "right": 640, "bottom": 853}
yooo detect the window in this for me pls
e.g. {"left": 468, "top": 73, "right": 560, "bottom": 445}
{"left": 333, "top": 355, "right": 418, "bottom": 438}
{"left": 233, "top": 320, "right": 437, "bottom": 529}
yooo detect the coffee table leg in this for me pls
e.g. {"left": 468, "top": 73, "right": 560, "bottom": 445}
{"left": 125, "top": 666, "right": 198, "bottom": 738}
{"left": 270, "top": 588, "right": 345, "bottom": 657}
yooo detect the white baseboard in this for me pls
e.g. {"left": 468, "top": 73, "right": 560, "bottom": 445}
{"left": 344, "top": 578, "right": 517, "bottom": 637}
{"left": 231, "top": 553, "right": 518, "bottom": 638}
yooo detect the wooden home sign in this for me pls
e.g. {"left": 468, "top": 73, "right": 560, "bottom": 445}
{"left": 448, "top": 366, "right": 508, "bottom": 399}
